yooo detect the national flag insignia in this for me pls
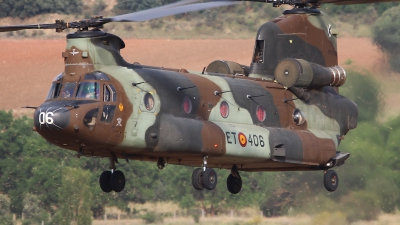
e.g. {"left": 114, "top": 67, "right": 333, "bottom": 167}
{"left": 238, "top": 132, "right": 247, "bottom": 147}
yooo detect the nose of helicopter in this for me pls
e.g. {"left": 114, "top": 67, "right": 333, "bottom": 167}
{"left": 34, "top": 105, "right": 70, "bottom": 131}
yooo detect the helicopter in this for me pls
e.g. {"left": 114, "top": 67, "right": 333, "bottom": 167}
{"left": 2, "top": 0, "right": 391, "bottom": 195}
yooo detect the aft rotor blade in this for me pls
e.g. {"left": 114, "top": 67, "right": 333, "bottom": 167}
{"left": 105, "top": 0, "right": 202, "bottom": 23}
{"left": 320, "top": 0, "right": 400, "bottom": 4}
{"left": 0, "top": 23, "right": 60, "bottom": 32}
{"left": 110, "top": 1, "right": 238, "bottom": 22}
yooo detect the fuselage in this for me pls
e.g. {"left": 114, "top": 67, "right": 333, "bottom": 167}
{"left": 33, "top": 10, "right": 358, "bottom": 172}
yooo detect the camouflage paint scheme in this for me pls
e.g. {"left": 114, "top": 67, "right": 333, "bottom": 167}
{"left": 34, "top": 10, "right": 358, "bottom": 173}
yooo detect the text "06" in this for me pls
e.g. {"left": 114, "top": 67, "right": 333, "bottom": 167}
{"left": 38, "top": 112, "right": 54, "bottom": 125}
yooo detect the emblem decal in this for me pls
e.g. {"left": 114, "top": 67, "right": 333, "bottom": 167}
{"left": 238, "top": 132, "right": 247, "bottom": 147}
{"left": 116, "top": 118, "right": 122, "bottom": 126}
{"left": 70, "top": 49, "right": 79, "bottom": 55}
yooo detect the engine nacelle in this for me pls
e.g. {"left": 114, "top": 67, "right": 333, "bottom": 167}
{"left": 274, "top": 58, "right": 346, "bottom": 89}
{"left": 206, "top": 60, "right": 249, "bottom": 76}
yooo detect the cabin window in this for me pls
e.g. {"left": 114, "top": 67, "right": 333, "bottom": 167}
{"left": 144, "top": 93, "right": 155, "bottom": 111}
{"left": 61, "top": 82, "right": 76, "bottom": 98}
{"left": 256, "top": 105, "right": 266, "bottom": 122}
{"left": 220, "top": 101, "right": 229, "bottom": 118}
{"left": 84, "top": 71, "right": 111, "bottom": 81}
{"left": 252, "top": 40, "right": 264, "bottom": 63}
{"left": 76, "top": 82, "right": 100, "bottom": 99}
{"left": 83, "top": 108, "right": 99, "bottom": 129}
{"left": 293, "top": 108, "right": 306, "bottom": 126}
{"left": 183, "top": 96, "right": 192, "bottom": 114}
{"left": 46, "top": 83, "right": 62, "bottom": 99}
{"left": 101, "top": 105, "right": 116, "bottom": 123}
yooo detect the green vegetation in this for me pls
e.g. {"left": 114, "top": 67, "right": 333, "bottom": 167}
{"left": 114, "top": 0, "right": 178, "bottom": 14}
{"left": 140, "top": 211, "right": 164, "bottom": 224}
{"left": 321, "top": 2, "right": 400, "bottom": 16}
{"left": 372, "top": 5, "right": 400, "bottom": 73}
{"left": 0, "top": 0, "right": 83, "bottom": 19}
{"left": 339, "top": 70, "right": 382, "bottom": 122}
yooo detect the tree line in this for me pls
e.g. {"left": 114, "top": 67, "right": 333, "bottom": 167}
{"left": 0, "top": 69, "right": 399, "bottom": 225}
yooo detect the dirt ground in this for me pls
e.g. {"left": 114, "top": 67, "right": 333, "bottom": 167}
{"left": 0, "top": 37, "right": 387, "bottom": 112}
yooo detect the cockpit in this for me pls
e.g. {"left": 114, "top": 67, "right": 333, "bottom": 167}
{"left": 43, "top": 71, "right": 120, "bottom": 130}
{"left": 46, "top": 71, "right": 116, "bottom": 101}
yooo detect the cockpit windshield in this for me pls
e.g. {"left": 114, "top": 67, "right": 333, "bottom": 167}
{"left": 46, "top": 73, "right": 64, "bottom": 100}
{"left": 45, "top": 72, "right": 109, "bottom": 101}
{"left": 46, "top": 83, "right": 62, "bottom": 100}
{"left": 76, "top": 82, "right": 100, "bottom": 99}
{"left": 61, "top": 82, "right": 76, "bottom": 98}
{"left": 84, "top": 71, "right": 111, "bottom": 81}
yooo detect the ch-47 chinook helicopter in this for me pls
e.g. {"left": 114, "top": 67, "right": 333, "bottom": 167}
{"left": 3, "top": 0, "right": 394, "bottom": 194}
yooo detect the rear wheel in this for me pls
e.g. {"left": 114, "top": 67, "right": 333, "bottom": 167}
{"left": 227, "top": 174, "right": 242, "bottom": 194}
{"left": 99, "top": 171, "right": 112, "bottom": 193}
{"left": 203, "top": 168, "right": 218, "bottom": 190}
{"left": 111, "top": 170, "right": 125, "bottom": 192}
{"left": 192, "top": 168, "right": 204, "bottom": 190}
{"left": 323, "top": 170, "right": 339, "bottom": 192}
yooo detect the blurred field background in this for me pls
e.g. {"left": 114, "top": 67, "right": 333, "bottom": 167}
{"left": 1, "top": 1, "right": 400, "bottom": 225}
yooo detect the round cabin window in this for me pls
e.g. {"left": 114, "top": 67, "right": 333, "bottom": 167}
{"left": 293, "top": 108, "right": 306, "bottom": 126}
{"left": 183, "top": 96, "right": 192, "bottom": 114}
{"left": 220, "top": 101, "right": 229, "bottom": 118}
{"left": 144, "top": 92, "right": 155, "bottom": 111}
{"left": 256, "top": 105, "right": 266, "bottom": 122}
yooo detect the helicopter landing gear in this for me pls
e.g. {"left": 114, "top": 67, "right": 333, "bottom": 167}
{"left": 99, "top": 171, "right": 113, "bottom": 192}
{"left": 191, "top": 156, "right": 218, "bottom": 190}
{"left": 157, "top": 157, "right": 166, "bottom": 170}
{"left": 192, "top": 168, "right": 204, "bottom": 190}
{"left": 99, "top": 156, "right": 126, "bottom": 193}
{"left": 227, "top": 165, "right": 242, "bottom": 194}
{"left": 323, "top": 170, "right": 339, "bottom": 192}
{"left": 203, "top": 168, "right": 218, "bottom": 190}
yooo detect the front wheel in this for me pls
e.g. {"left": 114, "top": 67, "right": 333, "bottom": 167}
{"left": 323, "top": 170, "right": 339, "bottom": 192}
{"left": 99, "top": 171, "right": 112, "bottom": 193}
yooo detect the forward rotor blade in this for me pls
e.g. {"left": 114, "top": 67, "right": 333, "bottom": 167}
{"left": 0, "top": 0, "right": 238, "bottom": 32}
{"left": 320, "top": 0, "right": 400, "bottom": 4}
{"left": 0, "top": 23, "right": 60, "bottom": 32}
{"left": 110, "top": 1, "right": 238, "bottom": 22}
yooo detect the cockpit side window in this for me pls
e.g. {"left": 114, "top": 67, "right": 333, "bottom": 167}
{"left": 110, "top": 85, "right": 117, "bottom": 102}
{"left": 103, "top": 84, "right": 117, "bottom": 102}
{"left": 252, "top": 40, "right": 264, "bottom": 63}
{"left": 84, "top": 71, "right": 111, "bottom": 81}
{"left": 101, "top": 105, "right": 116, "bottom": 123}
{"left": 76, "top": 82, "right": 100, "bottom": 99}
{"left": 61, "top": 82, "right": 76, "bottom": 98}
{"left": 104, "top": 84, "right": 111, "bottom": 102}
{"left": 46, "top": 83, "right": 62, "bottom": 100}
